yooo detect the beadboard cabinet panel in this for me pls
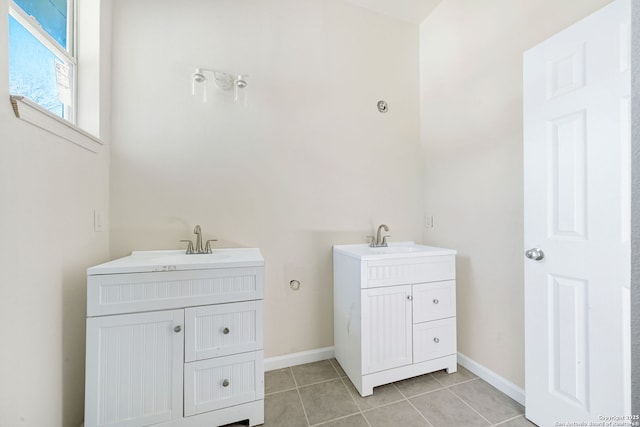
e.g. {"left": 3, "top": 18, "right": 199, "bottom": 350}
{"left": 85, "top": 310, "right": 184, "bottom": 427}
{"left": 362, "top": 285, "right": 413, "bottom": 374}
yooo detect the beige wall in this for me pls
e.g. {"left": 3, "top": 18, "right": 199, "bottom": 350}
{"left": 419, "top": 0, "right": 614, "bottom": 388}
{"left": 0, "top": 2, "right": 111, "bottom": 427}
{"left": 109, "top": 0, "right": 423, "bottom": 358}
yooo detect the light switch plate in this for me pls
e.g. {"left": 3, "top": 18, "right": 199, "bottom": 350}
{"left": 94, "top": 209, "right": 106, "bottom": 232}
{"left": 425, "top": 215, "right": 434, "bottom": 228}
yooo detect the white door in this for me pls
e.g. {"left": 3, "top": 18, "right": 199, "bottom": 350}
{"left": 361, "top": 285, "right": 413, "bottom": 374}
{"left": 85, "top": 310, "right": 184, "bottom": 427}
{"left": 523, "top": 0, "right": 631, "bottom": 425}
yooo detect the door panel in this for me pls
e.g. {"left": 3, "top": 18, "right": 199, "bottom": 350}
{"left": 548, "top": 275, "right": 589, "bottom": 409}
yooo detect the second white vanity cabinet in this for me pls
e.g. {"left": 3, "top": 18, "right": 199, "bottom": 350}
{"left": 333, "top": 243, "right": 457, "bottom": 396}
{"left": 85, "top": 249, "right": 264, "bottom": 427}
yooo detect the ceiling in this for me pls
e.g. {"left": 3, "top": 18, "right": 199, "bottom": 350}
{"left": 344, "top": 0, "right": 442, "bottom": 24}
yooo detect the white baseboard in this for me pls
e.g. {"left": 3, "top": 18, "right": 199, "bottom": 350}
{"left": 457, "top": 352, "right": 525, "bottom": 406}
{"left": 264, "top": 346, "right": 335, "bottom": 371}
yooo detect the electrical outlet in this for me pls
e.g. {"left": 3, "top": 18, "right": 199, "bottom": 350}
{"left": 425, "top": 215, "right": 434, "bottom": 228}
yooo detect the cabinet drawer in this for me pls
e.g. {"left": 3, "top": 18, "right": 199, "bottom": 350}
{"left": 87, "top": 267, "right": 264, "bottom": 316}
{"left": 412, "top": 281, "right": 456, "bottom": 323}
{"left": 185, "top": 301, "right": 263, "bottom": 362}
{"left": 365, "top": 255, "right": 455, "bottom": 288}
{"left": 184, "top": 351, "right": 264, "bottom": 417}
{"left": 413, "top": 318, "right": 456, "bottom": 363}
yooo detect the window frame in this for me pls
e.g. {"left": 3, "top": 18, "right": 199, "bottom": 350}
{"left": 8, "top": 0, "right": 78, "bottom": 123}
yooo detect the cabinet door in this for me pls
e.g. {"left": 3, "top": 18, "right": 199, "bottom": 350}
{"left": 85, "top": 310, "right": 184, "bottom": 427}
{"left": 361, "top": 285, "right": 412, "bottom": 374}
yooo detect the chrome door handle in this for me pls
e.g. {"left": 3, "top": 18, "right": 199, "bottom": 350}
{"left": 525, "top": 248, "right": 545, "bottom": 261}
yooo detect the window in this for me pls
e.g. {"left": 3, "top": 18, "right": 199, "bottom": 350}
{"left": 9, "top": 0, "right": 76, "bottom": 122}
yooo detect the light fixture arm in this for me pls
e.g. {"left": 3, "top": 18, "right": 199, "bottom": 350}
{"left": 192, "top": 68, "right": 249, "bottom": 91}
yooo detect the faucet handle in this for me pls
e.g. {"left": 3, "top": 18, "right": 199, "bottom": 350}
{"left": 366, "top": 235, "right": 376, "bottom": 247}
{"left": 180, "top": 240, "right": 194, "bottom": 254}
{"left": 381, "top": 235, "right": 391, "bottom": 246}
{"left": 204, "top": 239, "right": 218, "bottom": 254}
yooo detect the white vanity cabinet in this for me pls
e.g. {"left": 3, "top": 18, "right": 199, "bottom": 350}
{"left": 333, "top": 243, "right": 457, "bottom": 396}
{"left": 85, "top": 249, "right": 264, "bottom": 427}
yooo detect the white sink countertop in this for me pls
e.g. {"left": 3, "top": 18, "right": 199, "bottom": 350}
{"left": 333, "top": 241, "right": 456, "bottom": 260}
{"left": 87, "top": 248, "right": 264, "bottom": 275}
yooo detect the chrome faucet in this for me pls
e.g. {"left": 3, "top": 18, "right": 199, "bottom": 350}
{"left": 180, "top": 224, "right": 217, "bottom": 254}
{"left": 194, "top": 225, "right": 203, "bottom": 253}
{"left": 369, "top": 224, "right": 390, "bottom": 247}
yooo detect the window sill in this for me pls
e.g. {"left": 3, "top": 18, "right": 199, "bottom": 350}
{"left": 10, "top": 95, "right": 104, "bottom": 153}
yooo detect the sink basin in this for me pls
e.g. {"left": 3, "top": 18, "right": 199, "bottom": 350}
{"left": 369, "top": 245, "right": 428, "bottom": 254}
{"left": 87, "top": 248, "right": 264, "bottom": 275}
{"left": 150, "top": 253, "right": 230, "bottom": 265}
{"left": 333, "top": 242, "right": 456, "bottom": 260}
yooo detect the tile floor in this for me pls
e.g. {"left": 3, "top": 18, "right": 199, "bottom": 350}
{"left": 226, "top": 359, "right": 538, "bottom": 427}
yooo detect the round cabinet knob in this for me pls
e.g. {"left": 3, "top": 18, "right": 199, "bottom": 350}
{"left": 173, "top": 325, "right": 182, "bottom": 333}
{"left": 407, "top": 295, "right": 413, "bottom": 301}
{"left": 433, "top": 337, "right": 440, "bottom": 343}
{"left": 433, "top": 299, "right": 439, "bottom": 304}
{"left": 223, "top": 327, "right": 230, "bottom": 335}
{"left": 222, "top": 379, "right": 230, "bottom": 387}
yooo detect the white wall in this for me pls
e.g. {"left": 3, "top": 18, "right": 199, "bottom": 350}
{"left": 0, "top": 1, "right": 111, "bottom": 426}
{"left": 109, "top": 0, "right": 422, "bottom": 358}
{"left": 419, "top": 0, "right": 614, "bottom": 388}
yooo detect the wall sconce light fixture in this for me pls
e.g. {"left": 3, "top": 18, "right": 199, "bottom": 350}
{"left": 192, "top": 68, "right": 249, "bottom": 105}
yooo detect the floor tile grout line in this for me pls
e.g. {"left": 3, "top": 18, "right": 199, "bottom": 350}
{"left": 445, "top": 385, "right": 496, "bottom": 426}
{"left": 492, "top": 414, "right": 529, "bottom": 426}
{"left": 396, "top": 385, "right": 445, "bottom": 400}
{"left": 405, "top": 397, "right": 436, "bottom": 427}
{"left": 290, "top": 366, "right": 313, "bottom": 427}
{"left": 352, "top": 381, "right": 435, "bottom": 427}
{"left": 309, "top": 410, "right": 365, "bottom": 427}
{"left": 441, "top": 376, "right": 480, "bottom": 389}
{"left": 430, "top": 372, "right": 448, "bottom": 388}
{"left": 296, "top": 375, "right": 343, "bottom": 390}
{"left": 446, "top": 378, "right": 525, "bottom": 425}
{"left": 390, "top": 380, "right": 437, "bottom": 427}
{"left": 360, "top": 396, "right": 410, "bottom": 413}
{"left": 265, "top": 385, "right": 298, "bottom": 396}
{"left": 391, "top": 381, "right": 410, "bottom": 400}
{"left": 338, "top": 375, "right": 373, "bottom": 427}
{"left": 291, "top": 359, "right": 342, "bottom": 389}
